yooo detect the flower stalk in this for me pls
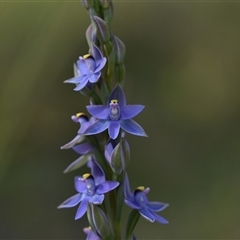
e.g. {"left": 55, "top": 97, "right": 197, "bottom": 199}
{"left": 58, "top": 0, "right": 169, "bottom": 239}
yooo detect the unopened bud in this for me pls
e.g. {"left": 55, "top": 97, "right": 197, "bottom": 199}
{"left": 111, "top": 136, "right": 130, "bottom": 174}
{"left": 91, "top": 204, "right": 110, "bottom": 239}
{"left": 112, "top": 36, "right": 126, "bottom": 64}
{"left": 92, "top": 16, "right": 110, "bottom": 43}
{"left": 103, "top": 1, "right": 114, "bottom": 24}
{"left": 86, "top": 24, "right": 96, "bottom": 47}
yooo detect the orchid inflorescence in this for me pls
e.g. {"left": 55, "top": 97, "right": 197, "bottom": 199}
{"left": 58, "top": 1, "right": 169, "bottom": 239}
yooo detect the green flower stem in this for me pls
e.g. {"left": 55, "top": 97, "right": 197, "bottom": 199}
{"left": 125, "top": 209, "right": 140, "bottom": 240}
{"left": 103, "top": 42, "right": 115, "bottom": 92}
{"left": 93, "top": 0, "right": 101, "bottom": 17}
{"left": 113, "top": 220, "right": 121, "bottom": 240}
{"left": 90, "top": 90, "right": 102, "bottom": 104}
{"left": 113, "top": 174, "right": 124, "bottom": 240}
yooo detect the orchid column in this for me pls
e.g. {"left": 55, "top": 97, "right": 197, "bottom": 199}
{"left": 58, "top": 1, "right": 169, "bottom": 239}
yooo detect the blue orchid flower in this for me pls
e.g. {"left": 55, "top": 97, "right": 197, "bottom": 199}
{"left": 58, "top": 157, "right": 119, "bottom": 220}
{"left": 61, "top": 113, "right": 95, "bottom": 150}
{"left": 64, "top": 44, "right": 107, "bottom": 91}
{"left": 124, "top": 174, "right": 169, "bottom": 224}
{"left": 83, "top": 226, "right": 101, "bottom": 240}
{"left": 83, "top": 85, "right": 147, "bottom": 139}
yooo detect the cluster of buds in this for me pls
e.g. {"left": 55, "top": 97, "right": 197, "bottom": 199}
{"left": 58, "top": 1, "right": 169, "bottom": 239}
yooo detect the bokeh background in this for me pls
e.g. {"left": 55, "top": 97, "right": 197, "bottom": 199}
{"left": 1, "top": 1, "right": 240, "bottom": 239}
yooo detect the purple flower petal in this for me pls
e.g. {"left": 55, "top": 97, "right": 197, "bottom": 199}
{"left": 84, "top": 120, "right": 109, "bottom": 136}
{"left": 108, "top": 121, "right": 120, "bottom": 139}
{"left": 75, "top": 176, "right": 87, "bottom": 193}
{"left": 78, "top": 118, "right": 95, "bottom": 134}
{"left": 90, "top": 158, "right": 105, "bottom": 185}
{"left": 64, "top": 75, "right": 85, "bottom": 84}
{"left": 104, "top": 138, "right": 118, "bottom": 164}
{"left": 104, "top": 141, "right": 113, "bottom": 164}
{"left": 121, "top": 105, "right": 145, "bottom": 120}
{"left": 57, "top": 193, "right": 82, "bottom": 208}
{"left": 86, "top": 105, "right": 109, "bottom": 119}
{"left": 89, "top": 72, "right": 101, "bottom": 83}
{"left": 139, "top": 208, "right": 155, "bottom": 223}
{"left": 120, "top": 119, "right": 147, "bottom": 137}
{"left": 124, "top": 199, "right": 141, "bottom": 210}
{"left": 95, "top": 57, "right": 107, "bottom": 72}
{"left": 147, "top": 202, "right": 169, "bottom": 212}
{"left": 143, "top": 187, "right": 150, "bottom": 195}
{"left": 89, "top": 194, "right": 104, "bottom": 204}
{"left": 84, "top": 227, "right": 100, "bottom": 240}
{"left": 75, "top": 197, "right": 89, "bottom": 220}
{"left": 91, "top": 44, "right": 104, "bottom": 63}
{"left": 151, "top": 211, "right": 169, "bottom": 224}
{"left": 74, "top": 76, "right": 89, "bottom": 91}
{"left": 96, "top": 181, "right": 119, "bottom": 194}
{"left": 124, "top": 174, "right": 135, "bottom": 202}
{"left": 72, "top": 142, "right": 93, "bottom": 155}
{"left": 108, "top": 85, "right": 126, "bottom": 108}
{"left": 77, "top": 58, "right": 89, "bottom": 74}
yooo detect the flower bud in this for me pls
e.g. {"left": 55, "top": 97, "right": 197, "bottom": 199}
{"left": 87, "top": 204, "right": 97, "bottom": 233}
{"left": 86, "top": 24, "right": 96, "bottom": 47}
{"left": 90, "top": 204, "right": 110, "bottom": 239}
{"left": 99, "top": 0, "right": 111, "bottom": 8}
{"left": 92, "top": 16, "right": 110, "bottom": 43}
{"left": 110, "top": 135, "right": 130, "bottom": 175}
{"left": 112, "top": 36, "right": 126, "bottom": 65}
{"left": 103, "top": 1, "right": 113, "bottom": 24}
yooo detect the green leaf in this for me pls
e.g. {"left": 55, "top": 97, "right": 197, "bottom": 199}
{"left": 125, "top": 209, "right": 140, "bottom": 240}
{"left": 63, "top": 154, "right": 92, "bottom": 173}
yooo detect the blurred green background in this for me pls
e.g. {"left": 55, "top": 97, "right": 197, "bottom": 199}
{"left": 1, "top": 1, "right": 240, "bottom": 239}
